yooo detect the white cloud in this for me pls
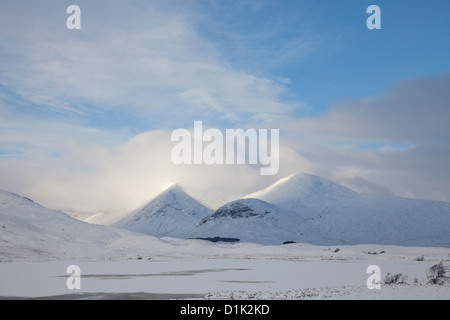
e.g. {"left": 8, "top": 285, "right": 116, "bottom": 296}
{"left": 0, "top": 124, "right": 314, "bottom": 214}
{"left": 286, "top": 73, "right": 450, "bottom": 144}
{"left": 0, "top": 0, "right": 297, "bottom": 124}
{"left": 282, "top": 73, "right": 450, "bottom": 202}
{"left": 1, "top": 73, "right": 449, "bottom": 213}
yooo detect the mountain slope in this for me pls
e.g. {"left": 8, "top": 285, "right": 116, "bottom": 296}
{"left": 114, "top": 184, "right": 212, "bottom": 237}
{"left": 0, "top": 189, "right": 192, "bottom": 261}
{"left": 178, "top": 198, "right": 305, "bottom": 245}
{"left": 244, "top": 173, "right": 450, "bottom": 247}
{"left": 0, "top": 190, "right": 122, "bottom": 260}
{"left": 246, "top": 173, "right": 358, "bottom": 219}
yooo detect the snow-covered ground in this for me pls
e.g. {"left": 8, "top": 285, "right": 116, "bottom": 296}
{"left": 1, "top": 244, "right": 449, "bottom": 299}
{"left": 205, "top": 284, "right": 450, "bottom": 300}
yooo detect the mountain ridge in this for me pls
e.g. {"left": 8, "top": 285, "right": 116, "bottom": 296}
{"left": 176, "top": 173, "right": 450, "bottom": 246}
{"left": 2, "top": 172, "right": 450, "bottom": 250}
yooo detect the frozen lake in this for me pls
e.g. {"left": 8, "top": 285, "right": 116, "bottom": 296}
{"left": 0, "top": 258, "right": 439, "bottom": 299}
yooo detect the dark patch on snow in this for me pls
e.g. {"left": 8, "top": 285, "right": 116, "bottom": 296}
{"left": 200, "top": 202, "right": 266, "bottom": 225}
{"left": 190, "top": 237, "right": 240, "bottom": 243}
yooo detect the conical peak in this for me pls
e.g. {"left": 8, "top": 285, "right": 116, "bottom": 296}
{"left": 285, "top": 172, "right": 327, "bottom": 183}
{"left": 162, "top": 183, "right": 184, "bottom": 194}
{"left": 275, "top": 172, "right": 353, "bottom": 191}
{"left": 246, "top": 172, "right": 356, "bottom": 203}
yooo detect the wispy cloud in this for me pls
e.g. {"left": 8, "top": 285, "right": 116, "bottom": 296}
{"left": 191, "top": 0, "right": 323, "bottom": 71}
{"left": 0, "top": 0, "right": 308, "bottom": 127}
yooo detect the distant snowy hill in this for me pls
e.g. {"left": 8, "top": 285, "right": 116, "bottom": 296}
{"left": 241, "top": 173, "right": 450, "bottom": 246}
{"left": 2, "top": 172, "right": 449, "bottom": 262}
{"left": 114, "top": 184, "right": 212, "bottom": 237}
{"left": 178, "top": 198, "right": 305, "bottom": 245}
{"left": 0, "top": 190, "right": 178, "bottom": 261}
{"left": 246, "top": 173, "right": 359, "bottom": 219}
{"left": 111, "top": 173, "right": 450, "bottom": 247}
{"left": 0, "top": 189, "right": 120, "bottom": 260}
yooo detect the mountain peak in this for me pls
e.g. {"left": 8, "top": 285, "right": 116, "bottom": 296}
{"left": 114, "top": 183, "right": 212, "bottom": 237}
{"left": 157, "top": 183, "right": 211, "bottom": 208}
{"left": 283, "top": 172, "right": 340, "bottom": 185}
{"left": 246, "top": 172, "right": 357, "bottom": 213}
{"left": 161, "top": 183, "right": 184, "bottom": 194}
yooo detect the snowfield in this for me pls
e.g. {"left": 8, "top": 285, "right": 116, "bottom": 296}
{"left": 205, "top": 284, "right": 450, "bottom": 300}
{"left": 0, "top": 255, "right": 449, "bottom": 299}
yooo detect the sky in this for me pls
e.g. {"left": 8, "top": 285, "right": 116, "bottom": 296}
{"left": 0, "top": 0, "right": 449, "bottom": 214}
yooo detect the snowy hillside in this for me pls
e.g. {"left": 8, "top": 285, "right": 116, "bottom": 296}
{"left": 0, "top": 189, "right": 119, "bottom": 260}
{"left": 246, "top": 173, "right": 359, "bottom": 218}
{"left": 243, "top": 173, "right": 450, "bottom": 247}
{"left": 0, "top": 189, "right": 183, "bottom": 261}
{"left": 114, "top": 184, "right": 212, "bottom": 237}
{"left": 178, "top": 198, "right": 305, "bottom": 245}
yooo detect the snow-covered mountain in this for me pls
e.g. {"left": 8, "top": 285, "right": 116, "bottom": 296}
{"left": 3, "top": 172, "right": 449, "bottom": 261}
{"left": 111, "top": 173, "right": 449, "bottom": 247}
{"left": 0, "top": 189, "right": 122, "bottom": 260}
{"left": 0, "top": 189, "right": 196, "bottom": 261}
{"left": 242, "top": 173, "right": 450, "bottom": 246}
{"left": 114, "top": 184, "right": 212, "bottom": 237}
{"left": 246, "top": 173, "right": 359, "bottom": 219}
{"left": 178, "top": 198, "right": 305, "bottom": 245}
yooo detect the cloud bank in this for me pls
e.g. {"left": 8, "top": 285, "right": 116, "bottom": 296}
{"left": 283, "top": 73, "right": 450, "bottom": 201}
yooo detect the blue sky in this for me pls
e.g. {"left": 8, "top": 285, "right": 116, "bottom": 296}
{"left": 0, "top": 0, "right": 449, "bottom": 212}
{"left": 193, "top": 0, "right": 450, "bottom": 116}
